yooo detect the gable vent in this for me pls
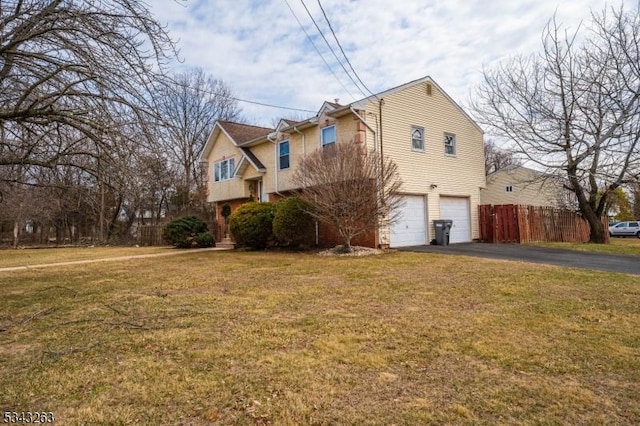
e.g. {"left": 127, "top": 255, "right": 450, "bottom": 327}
{"left": 426, "top": 83, "right": 433, "bottom": 96}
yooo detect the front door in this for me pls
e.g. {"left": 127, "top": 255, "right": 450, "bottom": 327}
{"left": 258, "top": 180, "right": 268, "bottom": 202}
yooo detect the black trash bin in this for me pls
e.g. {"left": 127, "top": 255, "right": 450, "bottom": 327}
{"left": 433, "top": 219, "right": 453, "bottom": 245}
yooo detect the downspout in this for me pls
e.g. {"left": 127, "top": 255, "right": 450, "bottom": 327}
{"left": 351, "top": 106, "right": 381, "bottom": 247}
{"left": 292, "top": 125, "right": 318, "bottom": 245}
{"left": 292, "top": 126, "right": 306, "bottom": 156}
{"left": 379, "top": 98, "right": 384, "bottom": 171}
{"left": 267, "top": 133, "right": 284, "bottom": 198}
{"left": 379, "top": 98, "right": 386, "bottom": 248}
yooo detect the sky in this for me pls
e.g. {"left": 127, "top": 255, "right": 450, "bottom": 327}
{"left": 148, "top": 0, "right": 636, "bottom": 128}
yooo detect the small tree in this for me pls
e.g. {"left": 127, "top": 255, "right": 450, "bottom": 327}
{"left": 221, "top": 203, "right": 232, "bottom": 237}
{"left": 608, "top": 188, "right": 634, "bottom": 222}
{"left": 292, "top": 141, "right": 402, "bottom": 251}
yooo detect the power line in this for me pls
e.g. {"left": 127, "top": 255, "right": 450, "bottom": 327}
{"left": 315, "top": 0, "right": 377, "bottom": 99}
{"left": 230, "top": 95, "right": 315, "bottom": 113}
{"left": 298, "top": 0, "right": 369, "bottom": 98}
{"left": 169, "top": 78, "right": 316, "bottom": 113}
{"left": 283, "top": 0, "right": 357, "bottom": 100}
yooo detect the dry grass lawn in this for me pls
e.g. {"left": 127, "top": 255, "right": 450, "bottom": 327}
{"left": 532, "top": 237, "right": 640, "bottom": 256}
{"left": 0, "top": 246, "right": 172, "bottom": 269}
{"left": 1, "top": 249, "right": 639, "bottom": 425}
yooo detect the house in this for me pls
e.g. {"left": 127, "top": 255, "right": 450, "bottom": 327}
{"left": 481, "top": 165, "right": 566, "bottom": 207}
{"left": 200, "top": 76, "right": 486, "bottom": 247}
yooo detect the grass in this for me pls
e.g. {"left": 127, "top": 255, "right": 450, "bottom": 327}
{"left": 0, "top": 246, "right": 172, "bottom": 269}
{"left": 531, "top": 237, "right": 640, "bottom": 256}
{"left": 1, "top": 249, "right": 639, "bottom": 424}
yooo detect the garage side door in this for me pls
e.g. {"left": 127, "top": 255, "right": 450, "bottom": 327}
{"left": 440, "top": 197, "right": 471, "bottom": 243}
{"left": 390, "top": 195, "right": 426, "bottom": 247}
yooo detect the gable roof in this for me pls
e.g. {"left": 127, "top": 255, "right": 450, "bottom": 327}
{"left": 219, "top": 121, "right": 272, "bottom": 144}
{"left": 200, "top": 120, "right": 273, "bottom": 161}
{"left": 201, "top": 75, "right": 483, "bottom": 161}
{"left": 336, "top": 76, "right": 484, "bottom": 134}
{"left": 239, "top": 147, "right": 266, "bottom": 171}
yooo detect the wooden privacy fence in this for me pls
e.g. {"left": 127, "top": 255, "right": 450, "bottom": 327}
{"left": 138, "top": 225, "right": 165, "bottom": 246}
{"left": 479, "top": 204, "right": 609, "bottom": 244}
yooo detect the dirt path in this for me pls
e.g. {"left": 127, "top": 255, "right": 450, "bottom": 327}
{"left": 0, "top": 247, "right": 230, "bottom": 273}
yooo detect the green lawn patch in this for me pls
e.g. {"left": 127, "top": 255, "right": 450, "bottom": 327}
{"left": 530, "top": 238, "right": 640, "bottom": 256}
{"left": 1, "top": 250, "right": 639, "bottom": 424}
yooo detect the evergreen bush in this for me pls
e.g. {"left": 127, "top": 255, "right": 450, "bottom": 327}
{"left": 228, "top": 202, "right": 275, "bottom": 249}
{"left": 162, "top": 216, "right": 210, "bottom": 248}
{"left": 273, "top": 197, "right": 315, "bottom": 247}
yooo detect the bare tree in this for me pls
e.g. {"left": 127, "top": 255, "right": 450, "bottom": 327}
{"left": 473, "top": 4, "right": 640, "bottom": 243}
{"left": 156, "top": 69, "right": 242, "bottom": 211}
{"left": 292, "top": 141, "right": 403, "bottom": 251}
{"left": 0, "top": 0, "right": 175, "bottom": 177}
{"left": 484, "top": 139, "right": 521, "bottom": 175}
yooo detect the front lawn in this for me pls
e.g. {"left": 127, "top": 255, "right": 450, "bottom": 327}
{"left": 531, "top": 237, "right": 640, "bottom": 256}
{"left": 1, "top": 250, "right": 639, "bottom": 424}
{"left": 0, "top": 246, "right": 172, "bottom": 269}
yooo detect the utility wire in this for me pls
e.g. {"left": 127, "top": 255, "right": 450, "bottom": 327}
{"left": 283, "top": 0, "right": 357, "bottom": 100}
{"left": 169, "top": 78, "right": 316, "bottom": 113}
{"left": 229, "top": 96, "right": 315, "bottom": 113}
{"left": 298, "top": 0, "right": 369, "bottom": 98}
{"left": 316, "top": 0, "right": 378, "bottom": 99}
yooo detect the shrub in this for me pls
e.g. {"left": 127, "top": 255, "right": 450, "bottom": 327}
{"left": 273, "top": 197, "right": 315, "bottom": 247}
{"left": 162, "top": 216, "right": 209, "bottom": 248}
{"left": 194, "top": 232, "right": 214, "bottom": 248}
{"left": 228, "top": 202, "right": 275, "bottom": 249}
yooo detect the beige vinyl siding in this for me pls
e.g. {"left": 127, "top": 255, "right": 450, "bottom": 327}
{"left": 482, "top": 167, "right": 561, "bottom": 207}
{"left": 364, "top": 82, "right": 485, "bottom": 240}
{"left": 276, "top": 114, "right": 360, "bottom": 192}
{"left": 276, "top": 126, "right": 319, "bottom": 192}
{"left": 206, "top": 130, "right": 244, "bottom": 203}
{"left": 243, "top": 141, "right": 274, "bottom": 191}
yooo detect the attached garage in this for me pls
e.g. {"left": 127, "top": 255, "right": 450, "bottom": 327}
{"left": 440, "top": 196, "right": 471, "bottom": 243}
{"left": 390, "top": 195, "right": 427, "bottom": 247}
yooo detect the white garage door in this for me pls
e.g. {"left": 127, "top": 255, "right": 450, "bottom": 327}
{"left": 440, "top": 197, "right": 471, "bottom": 243}
{"left": 390, "top": 195, "right": 426, "bottom": 247}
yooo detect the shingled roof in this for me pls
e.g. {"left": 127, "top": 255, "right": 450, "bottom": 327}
{"left": 218, "top": 121, "right": 272, "bottom": 144}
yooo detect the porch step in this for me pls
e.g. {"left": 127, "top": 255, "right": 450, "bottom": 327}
{"left": 216, "top": 237, "right": 235, "bottom": 249}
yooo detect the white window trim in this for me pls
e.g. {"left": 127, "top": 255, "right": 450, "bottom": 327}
{"left": 411, "top": 126, "right": 425, "bottom": 152}
{"left": 214, "top": 158, "right": 235, "bottom": 182}
{"left": 278, "top": 140, "right": 290, "bottom": 170}
{"left": 444, "top": 133, "right": 456, "bottom": 157}
{"left": 321, "top": 125, "right": 336, "bottom": 147}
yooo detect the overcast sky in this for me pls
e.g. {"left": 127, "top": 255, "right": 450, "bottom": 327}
{"left": 149, "top": 0, "right": 635, "bottom": 128}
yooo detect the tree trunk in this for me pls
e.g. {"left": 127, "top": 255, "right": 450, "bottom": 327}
{"left": 586, "top": 213, "right": 606, "bottom": 243}
{"left": 12, "top": 220, "right": 19, "bottom": 249}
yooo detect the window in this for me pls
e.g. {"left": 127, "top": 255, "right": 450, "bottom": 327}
{"left": 279, "top": 140, "right": 290, "bottom": 170}
{"left": 506, "top": 185, "right": 513, "bottom": 192}
{"left": 444, "top": 133, "right": 456, "bottom": 156}
{"left": 214, "top": 158, "right": 235, "bottom": 182}
{"left": 411, "top": 127, "right": 424, "bottom": 151}
{"left": 321, "top": 125, "right": 336, "bottom": 147}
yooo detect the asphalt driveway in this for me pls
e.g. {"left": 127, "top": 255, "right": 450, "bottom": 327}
{"left": 398, "top": 243, "right": 640, "bottom": 275}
